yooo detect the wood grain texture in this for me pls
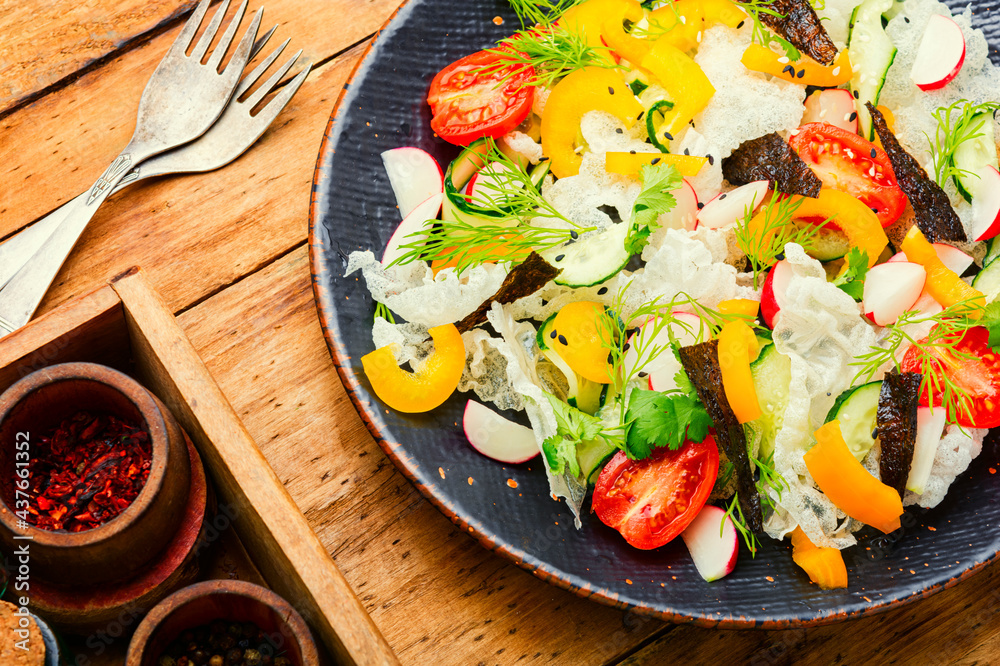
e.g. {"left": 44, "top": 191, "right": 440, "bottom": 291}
{"left": 111, "top": 269, "right": 398, "bottom": 665}
{"left": 0, "top": 0, "right": 197, "bottom": 117}
{"left": 176, "top": 247, "right": 666, "bottom": 665}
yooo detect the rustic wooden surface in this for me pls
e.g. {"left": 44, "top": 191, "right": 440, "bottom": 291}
{"left": 2, "top": 1, "right": 999, "bottom": 664}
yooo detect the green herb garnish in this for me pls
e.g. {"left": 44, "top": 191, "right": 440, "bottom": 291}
{"left": 733, "top": 192, "right": 820, "bottom": 289}
{"left": 482, "top": 25, "right": 620, "bottom": 88}
{"left": 928, "top": 99, "right": 1000, "bottom": 189}
{"left": 831, "top": 248, "right": 870, "bottom": 301}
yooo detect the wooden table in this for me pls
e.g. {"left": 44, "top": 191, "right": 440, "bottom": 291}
{"left": 3, "top": 1, "right": 999, "bottom": 663}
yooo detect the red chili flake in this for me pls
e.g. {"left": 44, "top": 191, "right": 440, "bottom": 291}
{"left": 24, "top": 412, "right": 152, "bottom": 532}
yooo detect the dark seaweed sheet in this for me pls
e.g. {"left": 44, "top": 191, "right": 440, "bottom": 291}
{"left": 722, "top": 132, "right": 822, "bottom": 197}
{"left": 456, "top": 252, "right": 560, "bottom": 333}
{"left": 739, "top": 0, "right": 837, "bottom": 64}
{"left": 877, "top": 372, "right": 922, "bottom": 497}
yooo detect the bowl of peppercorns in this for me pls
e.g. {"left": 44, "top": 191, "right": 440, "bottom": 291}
{"left": 125, "top": 580, "right": 318, "bottom": 666}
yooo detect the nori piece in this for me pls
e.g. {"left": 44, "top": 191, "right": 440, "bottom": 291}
{"left": 722, "top": 132, "right": 822, "bottom": 198}
{"left": 738, "top": 0, "right": 837, "bottom": 64}
{"left": 456, "top": 252, "right": 561, "bottom": 333}
{"left": 867, "top": 103, "right": 967, "bottom": 243}
{"left": 679, "top": 340, "right": 764, "bottom": 532}
{"left": 876, "top": 371, "right": 922, "bottom": 498}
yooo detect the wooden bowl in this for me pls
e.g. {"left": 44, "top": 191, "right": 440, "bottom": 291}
{"left": 0, "top": 362, "right": 191, "bottom": 585}
{"left": 125, "top": 580, "right": 320, "bottom": 666}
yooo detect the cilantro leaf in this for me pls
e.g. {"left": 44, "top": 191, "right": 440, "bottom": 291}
{"left": 981, "top": 300, "right": 1000, "bottom": 350}
{"left": 832, "top": 248, "right": 869, "bottom": 301}
{"left": 542, "top": 435, "right": 582, "bottom": 477}
{"left": 541, "top": 392, "right": 605, "bottom": 476}
{"left": 625, "top": 163, "right": 682, "bottom": 254}
{"left": 623, "top": 388, "right": 713, "bottom": 460}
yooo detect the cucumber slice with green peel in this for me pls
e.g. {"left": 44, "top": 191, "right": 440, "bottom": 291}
{"left": 953, "top": 112, "right": 999, "bottom": 203}
{"left": 749, "top": 344, "right": 792, "bottom": 459}
{"left": 794, "top": 221, "right": 852, "bottom": 262}
{"left": 972, "top": 255, "right": 1000, "bottom": 303}
{"left": 848, "top": 0, "right": 897, "bottom": 140}
{"left": 529, "top": 161, "right": 551, "bottom": 189}
{"left": 646, "top": 100, "right": 677, "bottom": 153}
{"left": 985, "top": 237, "right": 1000, "bottom": 267}
{"left": 824, "top": 381, "right": 882, "bottom": 461}
{"left": 441, "top": 142, "right": 517, "bottom": 226}
{"left": 625, "top": 67, "right": 650, "bottom": 96}
{"left": 544, "top": 222, "right": 632, "bottom": 288}
{"left": 577, "top": 437, "right": 618, "bottom": 484}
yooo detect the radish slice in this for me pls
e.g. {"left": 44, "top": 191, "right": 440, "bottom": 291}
{"left": 970, "top": 166, "right": 1000, "bottom": 241}
{"left": 906, "top": 407, "right": 947, "bottom": 495}
{"left": 802, "top": 89, "right": 858, "bottom": 133}
{"left": 910, "top": 14, "right": 966, "bottom": 92}
{"left": 623, "top": 313, "right": 708, "bottom": 392}
{"left": 761, "top": 259, "right": 793, "bottom": 329}
{"left": 463, "top": 400, "right": 540, "bottom": 464}
{"left": 660, "top": 178, "right": 700, "bottom": 231}
{"left": 382, "top": 147, "right": 445, "bottom": 219}
{"left": 696, "top": 181, "right": 769, "bottom": 230}
{"left": 862, "top": 261, "right": 926, "bottom": 326}
{"left": 888, "top": 244, "right": 973, "bottom": 274}
{"left": 910, "top": 290, "right": 944, "bottom": 318}
{"left": 681, "top": 504, "right": 739, "bottom": 582}
{"left": 381, "top": 193, "right": 443, "bottom": 267}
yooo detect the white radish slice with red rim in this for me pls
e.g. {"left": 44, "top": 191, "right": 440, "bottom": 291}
{"left": 696, "top": 181, "right": 769, "bottom": 230}
{"left": 381, "top": 193, "right": 443, "bottom": 267}
{"left": 910, "top": 14, "right": 966, "bottom": 91}
{"left": 801, "top": 89, "right": 858, "bottom": 133}
{"left": 862, "top": 261, "right": 927, "bottom": 326}
{"left": 462, "top": 400, "right": 540, "bottom": 464}
{"left": 622, "top": 312, "right": 708, "bottom": 392}
{"left": 970, "top": 166, "right": 1000, "bottom": 241}
{"left": 887, "top": 243, "right": 973, "bottom": 275}
{"left": 681, "top": 504, "right": 739, "bottom": 582}
{"left": 760, "top": 259, "right": 793, "bottom": 329}
{"left": 466, "top": 161, "right": 522, "bottom": 208}
{"left": 659, "top": 178, "right": 700, "bottom": 231}
{"left": 381, "top": 147, "right": 444, "bottom": 219}
{"left": 906, "top": 406, "right": 948, "bottom": 495}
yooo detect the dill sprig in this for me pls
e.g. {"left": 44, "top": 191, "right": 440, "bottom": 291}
{"left": 851, "top": 300, "right": 985, "bottom": 424}
{"left": 374, "top": 301, "right": 396, "bottom": 324}
{"left": 483, "top": 25, "right": 620, "bottom": 88}
{"left": 752, "top": 449, "right": 787, "bottom": 514}
{"left": 508, "top": 0, "right": 584, "bottom": 27}
{"left": 724, "top": 492, "right": 761, "bottom": 555}
{"left": 928, "top": 99, "right": 1000, "bottom": 189}
{"left": 740, "top": 0, "right": 802, "bottom": 61}
{"left": 733, "top": 192, "right": 819, "bottom": 290}
{"left": 388, "top": 139, "right": 593, "bottom": 273}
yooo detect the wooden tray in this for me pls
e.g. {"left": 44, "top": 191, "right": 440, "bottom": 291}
{"left": 0, "top": 267, "right": 398, "bottom": 666}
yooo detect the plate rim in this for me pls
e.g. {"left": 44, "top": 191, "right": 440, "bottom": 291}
{"left": 307, "top": 0, "right": 1000, "bottom": 629}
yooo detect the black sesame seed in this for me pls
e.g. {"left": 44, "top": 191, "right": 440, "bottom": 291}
{"left": 904, "top": 16, "right": 910, "bottom": 22}
{"left": 782, "top": 65, "right": 794, "bottom": 75}
{"left": 630, "top": 149, "right": 637, "bottom": 154}
{"left": 597, "top": 286, "right": 609, "bottom": 295}
{"left": 638, "top": 372, "right": 648, "bottom": 378}
{"left": 826, "top": 392, "right": 832, "bottom": 396}
{"left": 555, "top": 254, "right": 565, "bottom": 262}
{"left": 870, "top": 148, "right": 877, "bottom": 158}
{"left": 796, "top": 68, "right": 806, "bottom": 79}
{"left": 697, "top": 201, "right": 705, "bottom": 209}
{"left": 853, "top": 90, "right": 860, "bottom": 99}
{"left": 570, "top": 230, "right": 579, "bottom": 239}
{"left": 538, "top": 156, "right": 550, "bottom": 162}
{"left": 850, "top": 111, "right": 858, "bottom": 121}
{"left": 719, "top": 193, "right": 727, "bottom": 200}
{"left": 683, "top": 148, "right": 691, "bottom": 155}
{"left": 736, "top": 20, "right": 745, "bottom": 28}
{"left": 872, "top": 207, "right": 879, "bottom": 214}
{"left": 872, "top": 427, "right": 879, "bottom": 439}
{"left": 622, "top": 342, "right": 631, "bottom": 352}
{"left": 651, "top": 157, "right": 661, "bottom": 165}
{"left": 559, "top": 335, "right": 568, "bottom": 345}
{"left": 637, "top": 112, "right": 644, "bottom": 120}
{"left": 607, "top": 352, "right": 615, "bottom": 363}
{"left": 608, "top": 86, "right": 616, "bottom": 95}
{"left": 775, "top": 252, "right": 784, "bottom": 261}
{"left": 664, "top": 131, "right": 674, "bottom": 141}
{"left": 550, "top": 330, "right": 558, "bottom": 339}
{"left": 708, "top": 154, "right": 715, "bottom": 165}
{"left": 615, "top": 128, "right": 624, "bottom": 134}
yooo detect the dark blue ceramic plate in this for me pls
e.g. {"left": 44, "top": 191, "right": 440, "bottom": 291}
{"left": 309, "top": 0, "right": 1000, "bottom": 627}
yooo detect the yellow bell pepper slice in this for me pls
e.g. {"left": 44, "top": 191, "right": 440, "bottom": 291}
{"left": 600, "top": 0, "right": 651, "bottom": 65}
{"left": 550, "top": 301, "right": 614, "bottom": 384}
{"left": 901, "top": 226, "right": 985, "bottom": 317}
{"left": 541, "top": 68, "right": 644, "bottom": 178}
{"left": 790, "top": 526, "right": 848, "bottom": 589}
{"left": 647, "top": 2, "right": 704, "bottom": 52}
{"left": 741, "top": 45, "right": 852, "bottom": 87}
{"left": 361, "top": 324, "right": 466, "bottom": 413}
{"left": 791, "top": 189, "right": 887, "bottom": 268}
{"left": 640, "top": 37, "right": 715, "bottom": 137}
{"left": 717, "top": 298, "right": 760, "bottom": 321}
{"left": 605, "top": 151, "right": 707, "bottom": 176}
{"left": 562, "top": 0, "right": 628, "bottom": 62}
{"left": 717, "top": 320, "right": 761, "bottom": 423}
{"left": 701, "top": 0, "right": 747, "bottom": 28}
{"left": 804, "top": 421, "right": 904, "bottom": 534}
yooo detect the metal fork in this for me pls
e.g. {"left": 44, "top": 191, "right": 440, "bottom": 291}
{"left": 0, "top": 0, "right": 261, "bottom": 335}
{"left": 0, "top": 29, "right": 309, "bottom": 291}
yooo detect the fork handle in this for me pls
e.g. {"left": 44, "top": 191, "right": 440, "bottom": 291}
{"left": 0, "top": 149, "right": 146, "bottom": 335}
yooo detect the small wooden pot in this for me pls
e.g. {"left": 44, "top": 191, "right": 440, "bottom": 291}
{"left": 0, "top": 362, "right": 191, "bottom": 585}
{"left": 126, "top": 580, "right": 319, "bottom": 666}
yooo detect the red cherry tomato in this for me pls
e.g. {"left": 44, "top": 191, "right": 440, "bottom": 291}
{"left": 789, "top": 122, "right": 907, "bottom": 228}
{"left": 592, "top": 438, "right": 719, "bottom": 550}
{"left": 427, "top": 49, "right": 535, "bottom": 146}
{"left": 901, "top": 326, "right": 1000, "bottom": 428}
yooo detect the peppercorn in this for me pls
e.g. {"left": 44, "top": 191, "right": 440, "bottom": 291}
{"left": 191, "top": 650, "right": 210, "bottom": 666}
{"left": 159, "top": 657, "right": 177, "bottom": 666}
{"left": 225, "top": 648, "right": 243, "bottom": 665}
{"left": 244, "top": 649, "right": 263, "bottom": 666}
{"left": 274, "top": 658, "right": 292, "bottom": 666}
{"left": 209, "top": 656, "right": 224, "bottom": 666}
{"left": 176, "top": 658, "right": 190, "bottom": 666}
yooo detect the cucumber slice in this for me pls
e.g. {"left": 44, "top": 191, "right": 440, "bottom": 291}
{"left": 646, "top": 100, "right": 676, "bottom": 153}
{"left": 972, "top": 255, "right": 1000, "bottom": 303}
{"left": 544, "top": 223, "right": 632, "bottom": 288}
{"left": 953, "top": 112, "right": 999, "bottom": 203}
{"left": 625, "top": 67, "right": 650, "bottom": 96}
{"left": 749, "top": 343, "right": 792, "bottom": 459}
{"left": 824, "top": 381, "right": 882, "bottom": 461}
{"left": 794, "top": 221, "right": 851, "bottom": 261}
{"left": 577, "top": 437, "right": 617, "bottom": 484}
{"left": 848, "top": 0, "right": 897, "bottom": 140}
{"left": 985, "top": 237, "right": 1000, "bottom": 267}
{"left": 537, "top": 313, "right": 610, "bottom": 415}
{"left": 529, "top": 161, "right": 551, "bottom": 189}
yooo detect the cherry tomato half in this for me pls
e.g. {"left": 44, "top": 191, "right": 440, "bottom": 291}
{"left": 789, "top": 122, "right": 907, "bottom": 228}
{"left": 427, "top": 49, "right": 535, "bottom": 146}
{"left": 901, "top": 326, "right": 1000, "bottom": 428}
{"left": 592, "top": 438, "right": 719, "bottom": 550}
